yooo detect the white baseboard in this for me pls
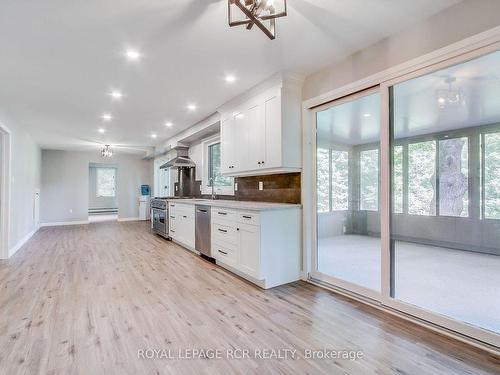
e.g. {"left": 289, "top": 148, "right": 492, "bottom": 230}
{"left": 40, "top": 220, "right": 89, "bottom": 227}
{"left": 117, "top": 217, "right": 142, "bottom": 222}
{"left": 8, "top": 228, "right": 37, "bottom": 257}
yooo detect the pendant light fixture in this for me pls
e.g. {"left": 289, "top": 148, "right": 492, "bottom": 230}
{"left": 101, "top": 145, "right": 113, "bottom": 158}
{"left": 437, "top": 77, "right": 464, "bottom": 109}
{"left": 228, "top": 0, "right": 287, "bottom": 40}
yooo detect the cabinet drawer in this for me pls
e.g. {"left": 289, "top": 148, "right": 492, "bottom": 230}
{"left": 169, "top": 214, "right": 178, "bottom": 231}
{"left": 213, "top": 241, "right": 238, "bottom": 267}
{"left": 211, "top": 208, "right": 238, "bottom": 222}
{"left": 212, "top": 222, "right": 238, "bottom": 245}
{"left": 238, "top": 212, "right": 260, "bottom": 226}
{"left": 169, "top": 203, "right": 195, "bottom": 219}
{"left": 169, "top": 227, "right": 178, "bottom": 239}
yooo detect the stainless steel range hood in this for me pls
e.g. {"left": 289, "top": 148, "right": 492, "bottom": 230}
{"left": 160, "top": 146, "right": 196, "bottom": 169}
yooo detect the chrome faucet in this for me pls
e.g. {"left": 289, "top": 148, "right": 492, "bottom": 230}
{"left": 210, "top": 178, "right": 217, "bottom": 200}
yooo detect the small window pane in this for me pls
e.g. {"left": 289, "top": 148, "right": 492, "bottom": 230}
{"left": 316, "top": 148, "right": 330, "bottom": 213}
{"left": 408, "top": 141, "right": 436, "bottom": 216}
{"left": 485, "top": 132, "right": 500, "bottom": 219}
{"left": 331, "top": 150, "right": 349, "bottom": 211}
{"left": 209, "top": 143, "right": 232, "bottom": 187}
{"left": 96, "top": 168, "right": 116, "bottom": 197}
{"left": 360, "top": 149, "right": 379, "bottom": 211}
{"left": 438, "top": 137, "right": 469, "bottom": 217}
{"left": 393, "top": 145, "right": 403, "bottom": 213}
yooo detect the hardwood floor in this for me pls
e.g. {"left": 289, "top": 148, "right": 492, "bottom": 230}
{"left": 0, "top": 222, "right": 499, "bottom": 375}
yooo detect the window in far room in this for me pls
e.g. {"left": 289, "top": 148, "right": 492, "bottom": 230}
{"left": 96, "top": 168, "right": 116, "bottom": 197}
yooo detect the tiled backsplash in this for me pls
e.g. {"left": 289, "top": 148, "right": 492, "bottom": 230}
{"left": 192, "top": 172, "right": 301, "bottom": 204}
{"left": 233, "top": 173, "right": 301, "bottom": 204}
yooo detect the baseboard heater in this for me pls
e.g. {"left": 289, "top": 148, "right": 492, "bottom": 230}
{"left": 88, "top": 208, "right": 118, "bottom": 215}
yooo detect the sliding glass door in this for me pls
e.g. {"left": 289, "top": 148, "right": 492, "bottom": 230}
{"left": 314, "top": 90, "right": 381, "bottom": 297}
{"left": 389, "top": 50, "right": 500, "bottom": 338}
{"left": 311, "top": 46, "right": 500, "bottom": 347}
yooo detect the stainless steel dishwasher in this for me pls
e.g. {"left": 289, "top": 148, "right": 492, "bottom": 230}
{"left": 195, "top": 205, "right": 211, "bottom": 257}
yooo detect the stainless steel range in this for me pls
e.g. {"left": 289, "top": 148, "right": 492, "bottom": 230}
{"left": 151, "top": 198, "right": 169, "bottom": 238}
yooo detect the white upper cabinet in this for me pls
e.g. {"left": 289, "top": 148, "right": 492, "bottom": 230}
{"left": 219, "top": 74, "right": 303, "bottom": 177}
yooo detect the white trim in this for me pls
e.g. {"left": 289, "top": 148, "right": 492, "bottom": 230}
{"left": 0, "top": 123, "right": 11, "bottom": 260}
{"left": 302, "top": 26, "right": 500, "bottom": 349}
{"left": 117, "top": 217, "right": 141, "bottom": 222}
{"left": 8, "top": 228, "right": 37, "bottom": 257}
{"left": 201, "top": 135, "right": 235, "bottom": 196}
{"left": 40, "top": 220, "right": 89, "bottom": 227}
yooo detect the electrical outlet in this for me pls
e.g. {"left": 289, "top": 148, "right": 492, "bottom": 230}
{"left": 259, "top": 181, "right": 264, "bottom": 191}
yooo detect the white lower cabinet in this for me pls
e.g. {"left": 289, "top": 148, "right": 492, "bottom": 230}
{"left": 169, "top": 203, "right": 195, "bottom": 250}
{"left": 237, "top": 223, "right": 260, "bottom": 279}
{"left": 211, "top": 207, "right": 301, "bottom": 289}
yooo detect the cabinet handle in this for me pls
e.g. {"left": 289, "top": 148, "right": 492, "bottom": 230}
{"left": 218, "top": 250, "right": 228, "bottom": 255}
{"left": 261, "top": 161, "right": 265, "bottom": 164}
{"left": 237, "top": 228, "right": 240, "bottom": 231}
{"left": 170, "top": 229, "right": 175, "bottom": 233}
{"left": 258, "top": 161, "right": 261, "bottom": 165}
{"left": 183, "top": 215, "right": 187, "bottom": 218}
{"left": 218, "top": 228, "right": 228, "bottom": 233}
{"left": 170, "top": 204, "right": 175, "bottom": 207}
{"left": 170, "top": 216, "right": 175, "bottom": 218}
{"left": 197, "top": 209, "right": 207, "bottom": 213}
{"left": 218, "top": 212, "right": 227, "bottom": 215}
{"left": 242, "top": 215, "right": 252, "bottom": 219}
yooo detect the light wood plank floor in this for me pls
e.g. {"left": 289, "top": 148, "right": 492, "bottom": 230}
{"left": 0, "top": 222, "right": 499, "bottom": 375}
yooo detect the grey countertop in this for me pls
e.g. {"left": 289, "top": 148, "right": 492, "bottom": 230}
{"left": 166, "top": 198, "right": 301, "bottom": 211}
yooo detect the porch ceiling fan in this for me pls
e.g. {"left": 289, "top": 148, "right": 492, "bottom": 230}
{"left": 228, "top": 0, "right": 287, "bottom": 40}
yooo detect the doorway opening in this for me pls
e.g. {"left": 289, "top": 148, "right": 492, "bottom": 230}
{"left": 0, "top": 124, "right": 11, "bottom": 259}
{"left": 88, "top": 163, "right": 118, "bottom": 223}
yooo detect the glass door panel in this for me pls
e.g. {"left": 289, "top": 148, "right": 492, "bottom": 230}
{"left": 316, "top": 91, "right": 381, "bottom": 293}
{"left": 390, "top": 50, "right": 500, "bottom": 335}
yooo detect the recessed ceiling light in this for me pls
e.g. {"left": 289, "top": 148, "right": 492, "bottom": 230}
{"left": 101, "top": 113, "right": 113, "bottom": 121}
{"left": 110, "top": 90, "right": 123, "bottom": 100}
{"left": 225, "top": 75, "right": 236, "bottom": 83}
{"left": 151, "top": 133, "right": 157, "bottom": 139}
{"left": 187, "top": 104, "right": 197, "bottom": 111}
{"left": 165, "top": 121, "right": 173, "bottom": 127}
{"left": 363, "top": 113, "right": 371, "bottom": 118}
{"left": 98, "top": 128, "right": 106, "bottom": 134}
{"left": 125, "top": 49, "right": 141, "bottom": 61}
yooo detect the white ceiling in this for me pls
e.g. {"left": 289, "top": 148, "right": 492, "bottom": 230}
{"left": 0, "top": 0, "right": 461, "bottom": 154}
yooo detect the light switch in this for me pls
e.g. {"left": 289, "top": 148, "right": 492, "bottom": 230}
{"left": 259, "top": 181, "right": 264, "bottom": 191}
{"left": 234, "top": 182, "right": 238, "bottom": 191}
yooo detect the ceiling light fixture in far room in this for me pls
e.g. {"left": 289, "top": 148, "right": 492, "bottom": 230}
{"left": 228, "top": 0, "right": 287, "bottom": 40}
{"left": 125, "top": 48, "right": 142, "bottom": 61}
{"left": 225, "top": 74, "right": 237, "bottom": 83}
{"left": 98, "top": 128, "right": 106, "bottom": 134}
{"left": 101, "top": 144, "right": 113, "bottom": 158}
{"left": 101, "top": 113, "right": 113, "bottom": 122}
{"left": 109, "top": 90, "right": 123, "bottom": 100}
{"left": 436, "top": 77, "right": 464, "bottom": 109}
{"left": 151, "top": 133, "right": 158, "bottom": 139}
{"left": 165, "top": 121, "right": 173, "bottom": 127}
{"left": 187, "top": 104, "right": 197, "bottom": 111}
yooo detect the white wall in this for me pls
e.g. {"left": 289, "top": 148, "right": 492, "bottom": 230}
{"left": 303, "top": 0, "right": 500, "bottom": 101}
{"left": 41, "top": 150, "right": 152, "bottom": 223}
{"left": 0, "top": 115, "right": 41, "bottom": 258}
